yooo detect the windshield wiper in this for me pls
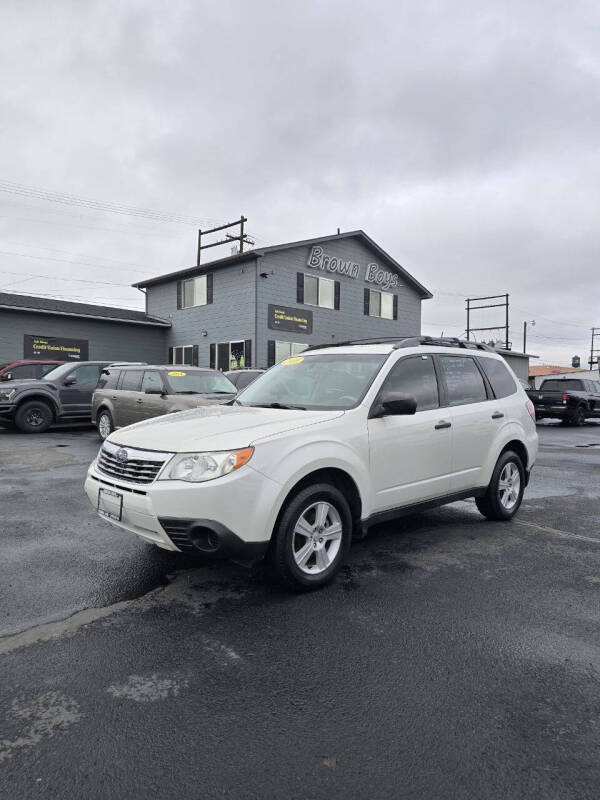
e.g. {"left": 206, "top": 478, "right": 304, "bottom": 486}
{"left": 246, "top": 401, "right": 306, "bottom": 410}
{"left": 208, "top": 390, "right": 236, "bottom": 394}
{"left": 176, "top": 390, "right": 200, "bottom": 394}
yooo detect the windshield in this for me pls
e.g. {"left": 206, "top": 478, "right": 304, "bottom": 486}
{"left": 42, "top": 363, "right": 76, "bottom": 381}
{"left": 541, "top": 379, "right": 583, "bottom": 391}
{"left": 165, "top": 370, "right": 236, "bottom": 394}
{"left": 236, "top": 353, "right": 387, "bottom": 410}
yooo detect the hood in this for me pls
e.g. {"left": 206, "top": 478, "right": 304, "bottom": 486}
{"left": 108, "top": 404, "right": 343, "bottom": 453}
{"left": 0, "top": 378, "right": 52, "bottom": 392}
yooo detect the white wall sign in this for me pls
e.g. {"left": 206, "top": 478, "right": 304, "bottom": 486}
{"left": 307, "top": 245, "right": 400, "bottom": 291}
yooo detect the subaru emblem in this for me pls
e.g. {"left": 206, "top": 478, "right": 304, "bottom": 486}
{"left": 116, "top": 448, "right": 128, "bottom": 463}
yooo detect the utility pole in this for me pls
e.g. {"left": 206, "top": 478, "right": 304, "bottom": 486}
{"left": 523, "top": 319, "right": 535, "bottom": 353}
{"left": 196, "top": 216, "right": 254, "bottom": 266}
{"left": 589, "top": 327, "right": 600, "bottom": 370}
{"left": 465, "top": 293, "right": 510, "bottom": 348}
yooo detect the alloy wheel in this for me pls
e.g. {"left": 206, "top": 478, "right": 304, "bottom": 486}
{"left": 98, "top": 414, "right": 111, "bottom": 440}
{"left": 292, "top": 501, "right": 343, "bottom": 575}
{"left": 498, "top": 462, "right": 521, "bottom": 510}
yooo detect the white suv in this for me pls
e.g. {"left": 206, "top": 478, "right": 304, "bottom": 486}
{"left": 84, "top": 337, "right": 538, "bottom": 591}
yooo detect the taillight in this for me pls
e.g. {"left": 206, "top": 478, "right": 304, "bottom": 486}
{"left": 526, "top": 399, "right": 536, "bottom": 420}
{"left": 562, "top": 393, "right": 569, "bottom": 405}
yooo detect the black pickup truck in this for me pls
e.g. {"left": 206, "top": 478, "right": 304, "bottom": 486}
{"left": 527, "top": 378, "right": 600, "bottom": 425}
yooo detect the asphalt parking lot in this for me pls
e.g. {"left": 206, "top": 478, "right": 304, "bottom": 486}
{"left": 1, "top": 421, "right": 599, "bottom": 799}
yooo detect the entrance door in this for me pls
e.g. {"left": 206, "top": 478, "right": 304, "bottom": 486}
{"left": 368, "top": 354, "right": 452, "bottom": 510}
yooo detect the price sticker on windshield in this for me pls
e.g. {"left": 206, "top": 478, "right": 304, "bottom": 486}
{"left": 168, "top": 371, "right": 187, "bottom": 377}
{"left": 281, "top": 357, "right": 304, "bottom": 365}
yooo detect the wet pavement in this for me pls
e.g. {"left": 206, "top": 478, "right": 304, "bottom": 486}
{"left": 1, "top": 421, "right": 599, "bottom": 798}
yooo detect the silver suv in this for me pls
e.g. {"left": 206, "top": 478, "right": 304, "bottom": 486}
{"left": 92, "top": 364, "right": 237, "bottom": 440}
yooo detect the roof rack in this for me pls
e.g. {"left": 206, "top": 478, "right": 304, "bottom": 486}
{"left": 304, "top": 336, "right": 495, "bottom": 353}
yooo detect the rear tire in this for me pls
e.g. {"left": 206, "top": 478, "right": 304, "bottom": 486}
{"left": 571, "top": 405, "right": 586, "bottom": 426}
{"left": 97, "top": 409, "right": 114, "bottom": 440}
{"left": 269, "top": 483, "right": 352, "bottom": 591}
{"left": 476, "top": 450, "right": 525, "bottom": 521}
{"left": 15, "top": 400, "right": 53, "bottom": 434}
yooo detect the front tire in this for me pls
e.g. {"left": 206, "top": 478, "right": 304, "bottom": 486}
{"left": 269, "top": 483, "right": 352, "bottom": 591}
{"left": 15, "top": 400, "right": 53, "bottom": 433}
{"left": 97, "top": 409, "right": 114, "bottom": 440}
{"left": 476, "top": 450, "right": 525, "bottom": 521}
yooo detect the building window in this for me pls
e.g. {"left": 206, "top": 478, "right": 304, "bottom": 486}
{"left": 181, "top": 275, "right": 207, "bottom": 308}
{"left": 211, "top": 340, "right": 252, "bottom": 371}
{"left": 170, "top": 345, "right": 194, "bottom": 365}
{"left": 367, "top": 289, "right": 394, "bottom": 319}
{"left": 304, "top": 274, "right": 334, "bottom": 309}
{"left": 275, "top": 341, "right": 308, "bottom": 363}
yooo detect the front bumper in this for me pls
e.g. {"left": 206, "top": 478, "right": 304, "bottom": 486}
{"left": 0, "top": 403, "right": 16, "bottom": 421}
{"left": 84, "top": 459, "right": 278, "bottom": 560}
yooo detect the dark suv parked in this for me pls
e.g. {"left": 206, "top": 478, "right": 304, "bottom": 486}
{"left": 92, "top": 364, "right": 237, "bottom": 439}
{"left": 0, "top": 361, "right": 110, "bottom": 433}
{"left": 0, "top": 359, "right": 64, "bottom": 381}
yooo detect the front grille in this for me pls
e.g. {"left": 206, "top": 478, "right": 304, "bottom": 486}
{"left": 96, "top": 441, "right": 172, "bottom": 485}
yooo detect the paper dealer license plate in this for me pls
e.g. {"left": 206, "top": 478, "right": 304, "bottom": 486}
{"left": 97, "top": 488, "right": 123, "bottom": 522}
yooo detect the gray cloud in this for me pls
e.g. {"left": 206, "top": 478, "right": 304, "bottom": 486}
{"left": 0, "top": 0, "right": 598, "bottom": 363}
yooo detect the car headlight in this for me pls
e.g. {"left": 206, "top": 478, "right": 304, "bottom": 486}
{"left": 160, "top": 447, "right": 254, "bottom": 482}
{"left": 0, "top": 388, "right": 16, "bottom": 402}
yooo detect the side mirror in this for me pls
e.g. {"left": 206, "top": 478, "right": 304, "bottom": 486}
{"left": 145, "top": 388, "right": 165, "bottom": 395}
{"left": 372, "top": 391, "right": 417, "bottom": 418}
{"left": 0, "top": 373, "right": 11, "bottom": 381}
{"left": 63, "top": 377, "right": 76, "bottom": 386}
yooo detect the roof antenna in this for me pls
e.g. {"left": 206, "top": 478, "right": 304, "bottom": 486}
{"left": 337, "top": 227, "right": 340, "bottom": 235}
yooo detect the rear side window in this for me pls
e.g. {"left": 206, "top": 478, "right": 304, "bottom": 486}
{"left": 9, "top": 364, "right": 37, "bottom": 379}
{"left": 439, "top": 356, "right": 487, "bottom": 406}
{"left": 97, "top": 369, "right": 120, "bottom": 390}
{"left": 380, "top": 355, "right": 439, "bottom": 411}
{"left": 38, "top": 363, "right": 58, "bottom": 377}
{"left": 478, "top": 357, "right": 517, "bottom": 398}
{"left": 120, "top": 370, "right": 143, "bottom": 391}
{"left": 142, "top": 371, "right": 164, "bottom": 392}
{"left": 541, "top": 379, "right": 583, "bottom": 391}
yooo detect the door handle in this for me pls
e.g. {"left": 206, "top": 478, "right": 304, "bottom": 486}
{"left": 435, "top": 420, "right": 451, "bottom": 429}
{"left": 136, "top": 399, "right": 143, "bottom": 404}
{"left": 491, "top": 411, "right": 504, "bottom": 419}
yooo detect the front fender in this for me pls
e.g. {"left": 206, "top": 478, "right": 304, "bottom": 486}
{"left": 255, "top": 437, "right": 373, "bottom": 539}
{"left": 14, "top": 390, "right": 59, "bottom": 415}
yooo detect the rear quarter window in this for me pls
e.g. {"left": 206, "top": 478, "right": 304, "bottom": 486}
{"left": 438, "top": 356, "right": 488, "bottom": 406}
{"left": 97, "top": 369, "right": 121, "bottom": 390}
{"left": 478, "top": 357, "right": 517, "bottom": 399}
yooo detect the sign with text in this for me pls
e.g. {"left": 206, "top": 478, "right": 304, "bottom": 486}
{"left": 268, "top": 304, "right": 313, "bottom": 334}
{"left": 24, "top": 334, "right": 89, "bottom": 361}
{"left": 307, "top": 245, "right": 400, "bottom": 291}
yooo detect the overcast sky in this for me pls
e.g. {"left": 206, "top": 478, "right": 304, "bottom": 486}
{"left": 1, "top": 0, "right": 598, "bottom": 366}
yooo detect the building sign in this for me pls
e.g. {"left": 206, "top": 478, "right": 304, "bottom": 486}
{"left": 24, "top": 334, "right": 89, "bottom": 361}
{"left": 268, "top": 304, "right": 313, "bottom": 334}
{"left": 307, "top": 245, "right": 400, "bottom": 291}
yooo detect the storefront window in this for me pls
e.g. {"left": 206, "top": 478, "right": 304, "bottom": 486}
{"left": 275, "top": 341, "right": 308, "bottom": 362}
{"left": 215, "top": 341, "right": 247, "bottom": 370}
{"left": 171, "top": 345, "right": 194, "bottom": 365}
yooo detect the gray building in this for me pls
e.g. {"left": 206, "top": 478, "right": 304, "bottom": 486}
{"left": 136, "top": 230, "right": 432, "bottom": 370}
{"left": 0, "top": 292, "right": 169, "bottom": 364}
